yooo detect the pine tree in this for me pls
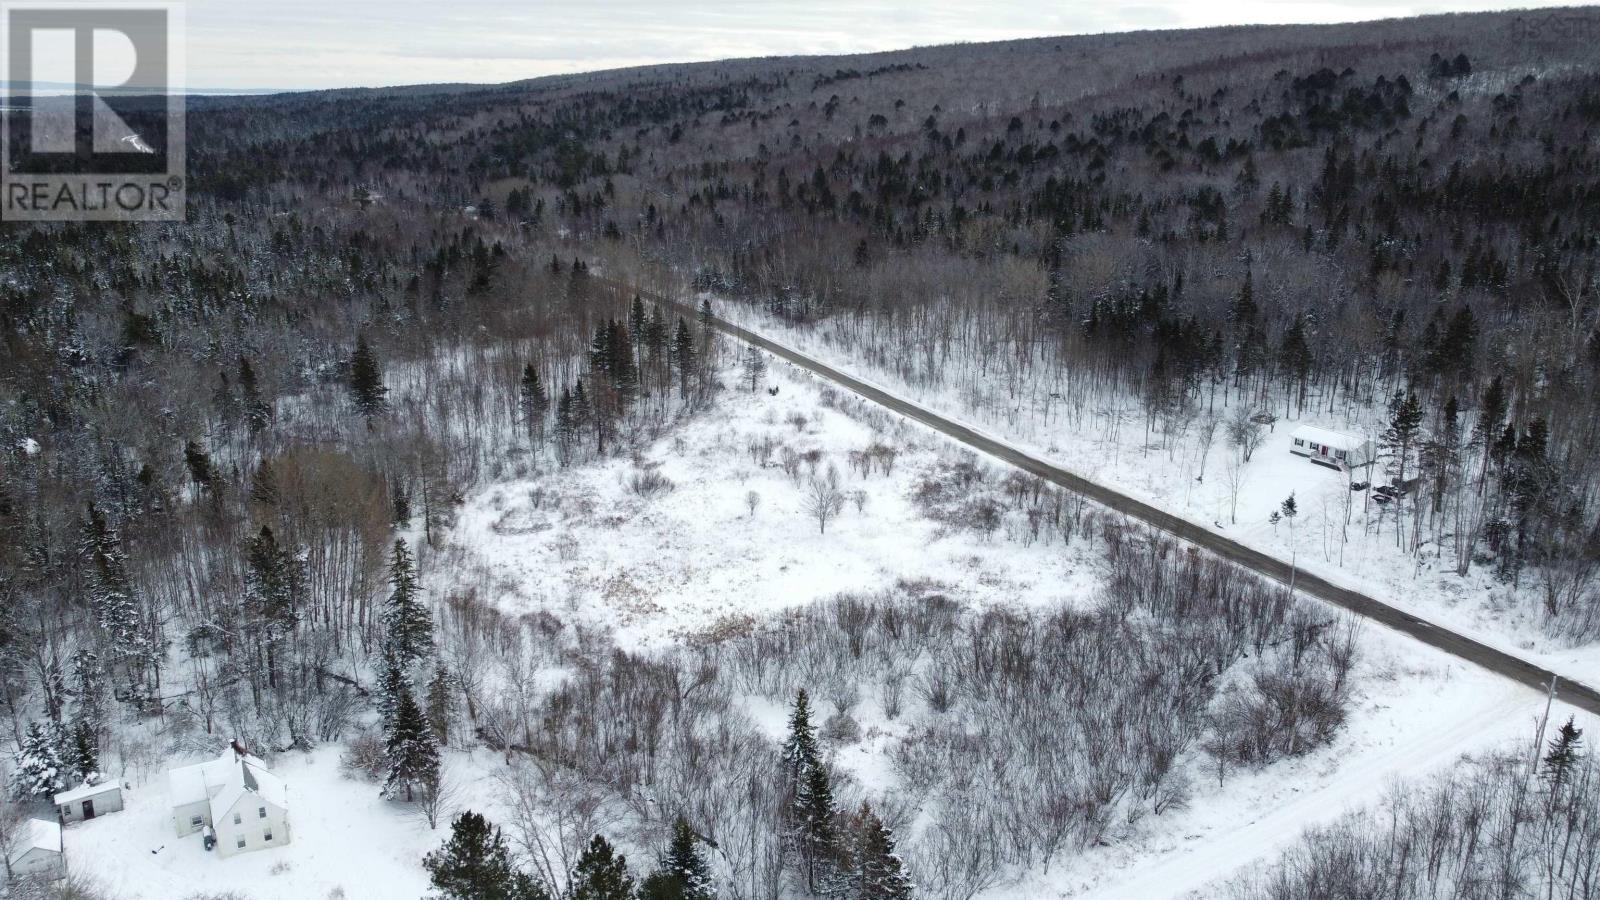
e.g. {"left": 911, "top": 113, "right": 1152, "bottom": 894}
{"left": 639, "top": 817, "right": 715, "bottom": 900}
{"left": 425, "top": 664, "right": 454, "bottom": 746}
{"left": 569, "top": 834, "right": 636, "bottom": 900}
{"left": 10, "top": 721, "right": 65, "bottom": 800}
{"left": 376, "top": 646, "right": 410, "bottom": 731}
{"left": 783, "top": 689, "right": 840, "bottom": 893}
{"left": 66, "top": 719, "right": 99, "bottom": 784}
{"left": 1543, "top": 716, "right": 1585, "bottom": 802}
{"left": 671, "top": 317, "right": 697, "bottom": 400}
{"left": 424, "top": 811, "right": 550, "bottom": 900}
{"left": 80, "top": 504, "right": 153, "bottom": 693}
{"left": 554, "top": 386, "right": 577, "bottom": 466}
{"left": 742, "top": 345, "right": 767, "bottom": 393}
{"left": 853, "top": 804, "right": 913, "bottom": 900}
{"left": 782, "top": 689, "right": 819, "bottom": 784}
{"left": 382, "top": 539, "right": 432, "bottom": 666}
{"left": 183, "top": 440, "right": 215, "bottom": 491}
{"left": 238, "top": 356, "right": 272, "bottom": 434}
{"left": 383, "top": 680, "right": 440, "bottom": 803}
{"left": 519, "top": 364, "right": 549, "bottom": 444}
{"left": 244, "top": 525, "right": 299, "bottom": 677}
{"left": 350, "top": 336, "right": 389, "bottom": 419}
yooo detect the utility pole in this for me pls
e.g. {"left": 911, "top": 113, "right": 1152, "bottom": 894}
{"left": 1530, "top": 676, "right": 1559, "bottom": 778}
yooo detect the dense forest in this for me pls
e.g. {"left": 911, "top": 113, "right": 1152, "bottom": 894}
{"left": 2, "top": 6, "right": 1600, "bottom": 898}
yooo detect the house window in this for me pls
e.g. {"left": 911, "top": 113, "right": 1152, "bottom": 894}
{"left": 1309, "top": 442, "right": 1320, "bottom": 451}
{"left": 1293, "top": 438, "right": 1304, "bottom": 447}
{"left": 190, "top": 815, "right": 204, "bottom": 829}
{"left": 258, "top": 807, "right": 267, "bottom": 819}
{"left": 263, "top": 828, "right": 273, "bottom": 842}
{"left": 233, "top": 812, "right": 242, "bottom": 825}
{"left": 236, "top": 836, "right": 246, "bottom": 849}
{"left": 1336, "top": 450, "right": 1347, "bottom": 459}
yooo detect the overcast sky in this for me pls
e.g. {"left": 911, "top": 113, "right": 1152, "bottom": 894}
{"left": 176, "top": 0, "right": 1555, "bottom": 91}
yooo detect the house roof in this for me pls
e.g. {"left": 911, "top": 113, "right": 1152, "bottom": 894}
{"left": 1290, "top": 424, "right": 1370, "bottom": 450}
{"left": 9, "top": 819, "right": 59, "bottom": 862}
{"left": 54, "top": 779, "right": 119, "bottom": 805}
{"left": 209, "top": 758, "right": 288, "bottom": 821}
{"left": 167, "top": 743, "right": 270, "bottom": 808}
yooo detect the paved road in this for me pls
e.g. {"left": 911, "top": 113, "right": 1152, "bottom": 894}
{"left": 627, "top": 283, "right": 1600, "bottom": 715}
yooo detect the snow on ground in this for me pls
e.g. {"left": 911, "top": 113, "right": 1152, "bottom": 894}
{"left": 62, "top": 747, "right": 502, "bottom": 900}
{"left": 1011, "top": 633, "right": 1585, "bottom": 899}
{"left": 713, "top": 301, "right": 1600, "bottom": 688}
{"left": 444, "top": 358, "right": 1103, "bottom": 649}
{"left": 62, "top": 336, "right": 1585, "bottom": 899}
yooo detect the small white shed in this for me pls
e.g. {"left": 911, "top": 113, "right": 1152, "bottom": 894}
{"left": 1289, "top": 425, "right": 1374, "bottom": 471}
{"left": 7, "top": 818, "right": 63, "bottom": 882}
{"left": 55, "top": 779, "right": 123, "bottom": 824}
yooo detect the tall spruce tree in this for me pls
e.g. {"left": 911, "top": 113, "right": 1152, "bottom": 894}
{"left": 10, "top": 721, "right": 65, "bottom": 800}
{"left": 783, "top": 689, "right": 840, "bottom": 893}
{"left": 383, "top": 539, "right": 432, "bottom": 666}
{"left": 671, "top": 317, "right": 697, "bottom": 400}
{"left": 520, "top": 364, "right": 549, "bottom": 444}
{"left": 383, "top": 679, "right": 440, "bottom": 803}
{"left": 853, "top": 804, "right": 913, "bottom": 900}
{"left": 350, "top": 336, "right": 389, "bottom": 419}
{"left": 81, "top": 504, "right": 152, "bottom": 695}
{"left": 570, "top": 834, "right": 636, "bottom": 900}
{"left": 424, "top": 811, "right": 550, "bottom": 900}
{"left": 639, "top": 817, "right": 715, "bottom": 900}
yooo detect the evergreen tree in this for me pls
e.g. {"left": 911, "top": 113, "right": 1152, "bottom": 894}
{"left": 383, "top": 539, "right": 433, "bottom": 665}
{"left": 183, "top": 439, "right": 215, "bottom": 490}
{"left": 569, "top": 834, "right": 636, "bottom": 900}
{"left": 376, "top": 646, "right": 410, "bottom": 730}
{"left": 80, "top": 504, "right": 153, "bottom": 693}
{"left": 1380, "top": 390, "right": 1424, "bottom": 487}
{"left": 554, "top": 386, "right": 577, "bottom": 466}
{"left": 66, "top": 719, "right": 99, "bottom": 784}
{"left": 520, "top": 364, "right": 549, "bottom": 444}
{"left": 783, "top": 689, "right": 840, "bottom": 893}
{"left": 742, "top": 345, "right": 767, "bottom": 393}
{"left": 639, "top": 817, "right": 715, "bottom": 900}
{"left": 853, "top": 804, "right": 913, "bottom": 900}
{"left": 671, "top": 317, "right": 697, "bottom": 400}
{"left": 244, "top": 525, "right": 299, "bottom": 686}
{"left": 9, "top": 721, "right": 65, "bottom": 800}
{"left": 1543, "top": 716, "right": 1584, "bottom": 793}
{"left": 350, "top": 336, "right": 389, "bottom": 419}
{"left": 238, "top": 356, "right": 272, "bottom": 434}
{"left": 383, "top": 679, "right": 440, "bottom": 803}
{"left": 1277, "top": 314, "right": 1313, "bottom": 411}
{"left": 423, "top": 811, "right": 550, "bottom": 900}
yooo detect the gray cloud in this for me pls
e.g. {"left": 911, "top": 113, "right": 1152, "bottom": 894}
{"left": 178, "top": 0, "right": 1560, "bottom": 91}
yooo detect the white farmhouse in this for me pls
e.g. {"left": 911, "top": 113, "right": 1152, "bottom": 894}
{"left": 167, "top": 741, "right": 290, "bottom": 857}
{"left": 1289, "top": 425, "right": 1374, "bottom": 471}
{"left": 7, "top": 819, "right": 63, "bottom": 881}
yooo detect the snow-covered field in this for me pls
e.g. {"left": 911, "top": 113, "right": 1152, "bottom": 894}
{"left": 55, "top": 344, "right": 1594, "bottom": 899}
{"left": 712, "top": 301, "right": 1600, "bottom": 688}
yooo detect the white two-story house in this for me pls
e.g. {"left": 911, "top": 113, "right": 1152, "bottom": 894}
{"left": 167, "top": 741, "right": 290, "bottom": 857}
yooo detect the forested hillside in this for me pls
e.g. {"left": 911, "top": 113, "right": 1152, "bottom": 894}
{"left": 2, "top": 7, "right": 1600, "bottom": 898}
